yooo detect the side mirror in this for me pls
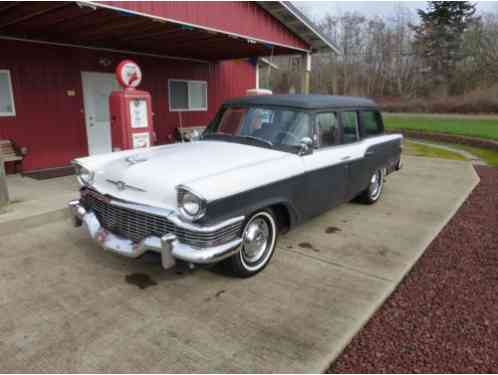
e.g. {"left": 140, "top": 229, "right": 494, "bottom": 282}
{"left": 190, "top": 130, "right": 201, "bottom": 142}
{"left": 298, "top": 137, "right": 314, "bottom": 155}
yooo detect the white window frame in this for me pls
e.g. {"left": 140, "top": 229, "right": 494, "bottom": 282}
{"left": 168, "top": 79, "right": 207, "bottom": 112}
{"left": 0, "top": 69, "right": 16, "bottom": 117}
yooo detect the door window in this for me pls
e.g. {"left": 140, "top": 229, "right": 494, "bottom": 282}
{"left": 361, "top": 111, "right": 383, "bottom": 137}
{"left": 315, "top": 112, "right": 338, "bottom": 148}
{"left": 341, "top": 111, "right": 359, "bottom": 144}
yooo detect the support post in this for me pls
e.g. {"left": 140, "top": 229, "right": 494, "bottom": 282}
{"left": 0, "top": 157, "right": 9, "bottom": 209}
{"left": 302, "top": 52, "right": 311, "bottom": 94}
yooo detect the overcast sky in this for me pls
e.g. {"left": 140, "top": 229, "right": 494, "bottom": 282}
{"left": 296, "top": 1, "right": 498, "bottom": 21}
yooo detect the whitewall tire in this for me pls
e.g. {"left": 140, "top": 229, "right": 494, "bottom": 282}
{"left": 225, "top": 209, "right": 278, "bottom": 278}
{"left": 360, "top": 169, "right": 384, "bottom": 204}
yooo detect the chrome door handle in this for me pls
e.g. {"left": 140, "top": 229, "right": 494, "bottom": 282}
{"left": 341, "top": 155, "right": 351, "bottom": 161}
{"left": 366, "top": 150, "right": 376, "bottom": 156}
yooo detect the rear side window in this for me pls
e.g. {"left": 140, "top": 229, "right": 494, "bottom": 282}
{"left": 315, "top": 112, "right": 338, "bottom": 148}
{"left": 361, "top": 111, "right": 383, "bottom": 137}
{"left": 341, "top": 111, "right": 359, "bottom": 144}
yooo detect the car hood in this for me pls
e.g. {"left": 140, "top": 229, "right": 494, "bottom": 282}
{"left": 83, "top": 141, "right": 290, "bottom": 209}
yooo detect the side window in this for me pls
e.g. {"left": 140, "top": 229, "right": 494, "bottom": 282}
{"left": 341, "top": 111, "right": 359, "bottom": 144}
{"left": 0, "top": 70, "right": 16, "bottom": 117}
{"left": 315, "top": 112, "right": 338, "bottom": 148}
{"left": 361, "top": 111, "right": 383, "bottom": 137}
{"left": 169, "top": 80, "right": 207, "bottom": 111}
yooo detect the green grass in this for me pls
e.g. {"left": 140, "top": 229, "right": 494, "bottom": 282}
{"left": 403, "top": 140, "right": 467, "bottom": 161}
{"left": 384, "top": 115, "right": 498, "bottom": 141}
{"left": 445, "top": 143, "right": 498, "bottom": 167}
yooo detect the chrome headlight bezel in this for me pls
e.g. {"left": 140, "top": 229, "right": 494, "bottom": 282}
{"left": 73, "top": 162, "right": 95, "bottom": 187}
{"left": 176, "top": 185, "right": 207, "bottom": 222}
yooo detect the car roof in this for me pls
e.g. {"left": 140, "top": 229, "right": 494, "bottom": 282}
{"left": 223, "top": 94, "right": 378, "bottom": 110}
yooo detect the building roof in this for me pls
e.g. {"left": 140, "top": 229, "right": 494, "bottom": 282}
{"left": 0, "top": 1, "right": 334, "bottom": 62}
{"left": 223, "top": 95, "right": 377, "bottom": 110}
{"left": 257, "top": 2, "right": 340, "bottom": 54}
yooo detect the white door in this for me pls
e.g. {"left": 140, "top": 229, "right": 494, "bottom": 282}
{"left": 81, "top": 72, "right": 120, "bottom": 155}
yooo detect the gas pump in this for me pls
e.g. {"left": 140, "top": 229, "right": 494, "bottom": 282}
{"left": 109, "top": 60, "right": 155, "bottom": 151}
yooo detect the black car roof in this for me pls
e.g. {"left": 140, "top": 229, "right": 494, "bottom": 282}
{"left": 223, "top": 94, "right": 378, "bottom": 110}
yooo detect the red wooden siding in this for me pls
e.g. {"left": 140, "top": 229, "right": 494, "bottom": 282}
{"left": 100, "top": 1, "right": 309, "bottom": 51}
{"left": 0, "top": 39, "right": 256, "bottom": 171}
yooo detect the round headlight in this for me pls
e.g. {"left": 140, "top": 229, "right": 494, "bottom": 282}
{"left": 177, "top": 187, "right": 206, "bottom": 221}
{"left": 74, "top": 164, "right": 94, "bottom": 186}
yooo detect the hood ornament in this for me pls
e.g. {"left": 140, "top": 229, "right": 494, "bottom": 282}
{"left": 125, "top": 154, "right": 148, "bottom": 165}
{"left": 106, "top": 179, "right": 146, "bottom": 192}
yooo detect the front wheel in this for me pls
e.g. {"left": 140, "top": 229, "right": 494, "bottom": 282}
{"left": 359, "top": 169, "right": 384, "bottom": 204}
{"left": 224, "top": 209, "right": 278, "bottom": 278}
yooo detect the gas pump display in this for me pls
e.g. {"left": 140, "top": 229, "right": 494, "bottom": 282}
{"left": 130, "top": 99, "right": 148, "bottom": 128}
{"left": 109, "top": 60, "right": 155, "bottom": 151}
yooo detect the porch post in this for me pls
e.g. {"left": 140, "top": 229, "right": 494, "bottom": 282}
{"left": 0, "top": 157, "right": 9, "bottom": 209}
{"left": 302, "top": 52, "right": 311, "bottom": 94}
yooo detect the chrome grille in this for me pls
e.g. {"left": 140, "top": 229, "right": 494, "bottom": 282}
{"left": 82, "top": 192, "right": 242, "bottom": 248}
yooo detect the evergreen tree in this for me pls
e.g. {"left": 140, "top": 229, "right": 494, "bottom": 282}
{"left": 412, "top": 1, "right": 477, "bottom": 96}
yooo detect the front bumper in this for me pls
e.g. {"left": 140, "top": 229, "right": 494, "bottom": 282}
{"left": 68, "top": 200, "right": 243, "bottom": 269}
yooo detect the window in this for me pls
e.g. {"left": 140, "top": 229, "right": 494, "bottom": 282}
{"left": 341, "top": 111, "right": 359, "bottom": 144}
{"left": 0, "top": 70, "right": 15, "bottom": 117}
{"left": 209, "top": 106, "right": 311, "bottom": 147}
{"left": 169, "top": 80, "right": 207, "bottom": 111}
{"left": 315, "top": 112, "right": 338, "bottom": 148}
{"left": 361, "top": 111, "right": 383, "bottom": 137}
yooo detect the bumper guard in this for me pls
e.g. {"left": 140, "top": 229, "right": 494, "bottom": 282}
{"left": 68, "top": 200, "right": 243, "bottom": 269}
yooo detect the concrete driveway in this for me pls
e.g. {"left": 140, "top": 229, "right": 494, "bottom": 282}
{"left": 0, "top": 156, "right": 479, "bottom": 372}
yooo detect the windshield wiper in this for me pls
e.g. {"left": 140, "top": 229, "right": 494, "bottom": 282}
{"left": 239, "top": 135, "right": 273, "bottom": 148}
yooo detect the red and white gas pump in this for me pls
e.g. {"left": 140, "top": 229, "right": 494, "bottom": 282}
{"left": 109, "top": 60, "right": 156, "bottom": 151}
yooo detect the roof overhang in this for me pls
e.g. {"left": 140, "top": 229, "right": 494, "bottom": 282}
{"left": 0, "top": 1, "right": 312, "bottom": 62}
{"left": 258, "top": 2, "right": 341, "bottom": 55}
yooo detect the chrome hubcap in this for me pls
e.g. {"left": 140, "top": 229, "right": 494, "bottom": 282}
{"left": 369, "top": 171, "right": 381, "bottom": 198}
{"left": 242, "top": 218, "right": 270, "bottom": 263}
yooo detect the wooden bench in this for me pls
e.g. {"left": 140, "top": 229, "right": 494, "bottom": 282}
{"left": 176, "top": 126, "right": 206, "bottom": 142}
{"left": 0, "top": 140, "right": 23, "bottom": 173}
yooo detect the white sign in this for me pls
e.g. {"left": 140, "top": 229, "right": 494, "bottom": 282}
{"left": 129, "top": 99, "right": 148, "bottom": 128}
{"left": 116, "top": 60, "right": 142, "bottom": 88}
{"left": 132, "top": 132, "right": 150, "bottom": 149}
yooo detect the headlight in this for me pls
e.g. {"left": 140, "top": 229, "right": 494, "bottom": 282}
{"left": 177, "top": 186, "right": 206, "bottom": 221}
{"left": 73, "top": 163, "right": 94, "bottom": 186}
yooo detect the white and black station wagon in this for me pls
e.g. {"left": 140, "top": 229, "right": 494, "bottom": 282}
{"left": 70, "top": 95, "right": 403, "bottom": 277}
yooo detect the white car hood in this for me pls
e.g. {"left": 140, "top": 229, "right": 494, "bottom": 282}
{"left": 81, "top": 141, "right": 291, "bottom": 209}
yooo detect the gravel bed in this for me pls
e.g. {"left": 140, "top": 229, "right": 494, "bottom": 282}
{"left": 329, "top": 166, "right": 498, "bottom": 373}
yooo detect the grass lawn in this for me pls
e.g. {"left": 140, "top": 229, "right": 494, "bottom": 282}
{"left": 403, "top": 140, "right": 466, "bottom": 161}
{"left": 384, "top": 115, "right": 498, "bottom": 141}
{"left": 444, "top": 143, "right": 498, "bottom": 167}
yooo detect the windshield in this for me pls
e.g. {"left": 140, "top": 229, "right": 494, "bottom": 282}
{"left": 205, "top": 106, "right": 311, "bottom": 148}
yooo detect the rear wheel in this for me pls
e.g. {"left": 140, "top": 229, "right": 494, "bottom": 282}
{"left": 359, "top": 169, "right": 384, "bottom": 204}
{"left": 225, "top": 209, "right": 278, "bottom": 278}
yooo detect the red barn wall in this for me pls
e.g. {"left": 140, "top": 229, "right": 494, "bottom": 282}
{"left": 100, "top": 1, "right": 309, "bottom": 51}
{"left": 0, "top": 40, "right": 256, "bottom": 172}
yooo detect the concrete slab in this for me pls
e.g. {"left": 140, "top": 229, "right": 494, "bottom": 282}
{"left": 0, "top": 156, "right": 479, "bottom": 372}
{"left": 0, "top": 175, "right": 78, "bottom": 236}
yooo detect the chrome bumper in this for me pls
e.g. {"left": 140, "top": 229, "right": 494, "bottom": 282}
{"left": 68, "top": 200, "right": 242, "bottom": 269}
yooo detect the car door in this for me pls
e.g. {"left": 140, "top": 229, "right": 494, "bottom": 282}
{"left": 339, "top": 110, "right": 370, "bottom": 200}
{"left": 300, "top": 111, "right": 349, "bottom": 218}
{"left": 359, "top": 110, "right": 400, "bottom": 175}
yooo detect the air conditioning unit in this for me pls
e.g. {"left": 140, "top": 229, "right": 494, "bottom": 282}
{"left": 246, "top": 88, "right": 272, "bottom": 96}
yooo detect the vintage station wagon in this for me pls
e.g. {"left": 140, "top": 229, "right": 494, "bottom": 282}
{"left": 69, "top": 95, "right": 403, "bottom": 277}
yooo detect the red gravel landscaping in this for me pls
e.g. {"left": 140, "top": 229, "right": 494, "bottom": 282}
{"left": 329, "top": 166, "right": 498, "bottom": 373}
